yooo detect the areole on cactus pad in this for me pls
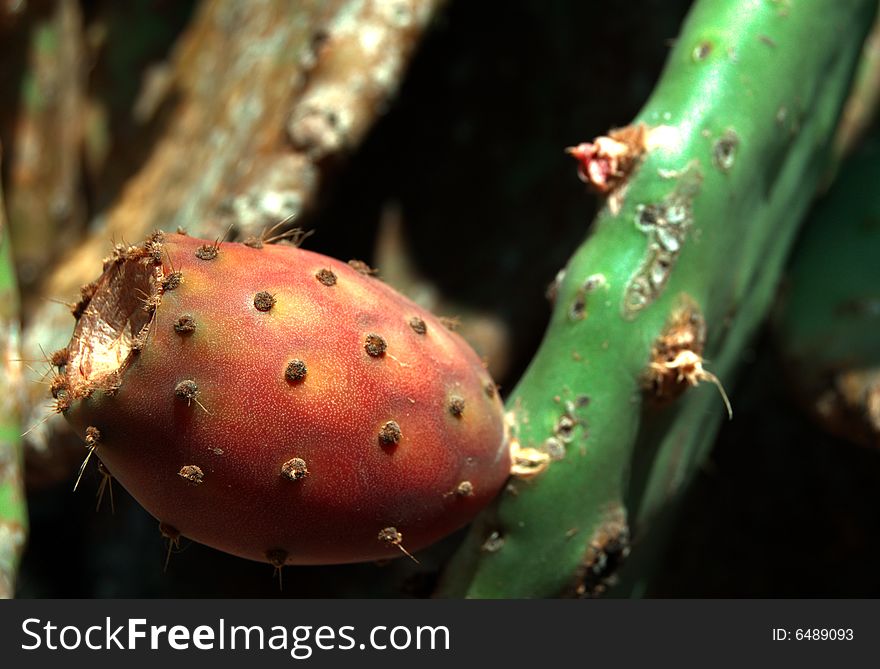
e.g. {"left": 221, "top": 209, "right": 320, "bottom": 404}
{"left": 51, "top": 231, "right": 510, "bottom": 566}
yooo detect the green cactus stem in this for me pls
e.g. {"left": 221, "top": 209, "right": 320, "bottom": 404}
{"left": 774, "top": 134, "right": 880, "bottom": 449}
{"left": 439, "top": 0, "right": 876, "bottom": 598}
{"left": 0, "top": 153, "right": 28, "bottom": 598}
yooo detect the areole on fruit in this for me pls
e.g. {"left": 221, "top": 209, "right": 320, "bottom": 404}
{"left": 56, "top": 231, "right": 510, "bottom": 565}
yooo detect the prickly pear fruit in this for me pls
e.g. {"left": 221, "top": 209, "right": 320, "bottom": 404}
{"left": 54, "top": 231, "right": 509, "bottom": 566}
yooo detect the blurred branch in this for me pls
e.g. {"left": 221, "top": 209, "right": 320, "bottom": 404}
{"left": 0, "top": 0, "right": 87, "bottom": 297}
{"left": 0, "top": 148, "right": 28, "bottom": 598}
{"left": 833, "top": 8, "right": 880, "bottom": 162}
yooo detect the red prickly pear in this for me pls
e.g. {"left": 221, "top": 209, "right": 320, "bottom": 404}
{"left": 57, "top": 232, "right": 510, "bottom": 565}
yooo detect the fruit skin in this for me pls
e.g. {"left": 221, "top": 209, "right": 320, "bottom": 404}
{"left": 60, "top": 232, "right": 509, "bottom": 566}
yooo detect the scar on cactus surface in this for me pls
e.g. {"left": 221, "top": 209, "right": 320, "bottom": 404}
{"left": 53, "top": 231, "right": 510, "bottom": 565}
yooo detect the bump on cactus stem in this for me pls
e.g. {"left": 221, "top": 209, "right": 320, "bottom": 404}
{"left": 569, "top": 273, "right": 607, "bottom": 321}
{"left": 567, "top": 506, "right": 631, "bottom": 598}
{"left": 566, "top": 123, "right": 648, "bottom": 195}
{"left": 480, "top": 531, "right": 504, "bottom": 553}
{"left": 643, "top": 296, "right": 732, "bottom": 419}
{"left": 712, "top": 130, "right": 739, "bottom": 173}
{"left": 624, "top": 170, "right": 700, "bottom": 318}
{"left": 508, "top": 440, "right": 551, "bottom": 479}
